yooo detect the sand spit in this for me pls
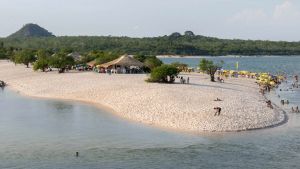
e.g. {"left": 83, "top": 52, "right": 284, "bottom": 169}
{"left": 0, "top": 61, "right": 286, "bottom": 132}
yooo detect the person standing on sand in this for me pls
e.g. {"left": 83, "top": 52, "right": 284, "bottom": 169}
{"left": 187, "top": 77, "right": 189, "bottom": 84}
{"left": 214, "top": 107, "right": 221, "bottom": 116}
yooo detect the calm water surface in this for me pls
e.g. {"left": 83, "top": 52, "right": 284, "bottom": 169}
{"left": 161, "top": 56, "right": 300, "bottom": 75}
{"left": 1, "top": 56, "right": 300, "bottom": 169}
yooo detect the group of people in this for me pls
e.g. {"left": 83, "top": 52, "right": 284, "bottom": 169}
{"left": 281, "top": 99, "right": 289, "bottom": 105}
{"left": 217, "top": 77, "right": 225, "bottom": 83}
{"left": 178, "top": 76, "right": 189, "bottom": 84}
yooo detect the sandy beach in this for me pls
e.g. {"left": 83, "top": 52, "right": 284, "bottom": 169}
{"left": 0, "top": 60, "right": 286, "bottom": 132}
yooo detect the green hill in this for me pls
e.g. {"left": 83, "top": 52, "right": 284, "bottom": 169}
{"left": 8, "top": 23, "right": 55, "bottom": 39}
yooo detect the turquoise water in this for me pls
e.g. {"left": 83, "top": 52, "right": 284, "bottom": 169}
{"left": 1, "top": 56, "right": 300, "bottom": 169}
{"left": 1, "top": 88, "right": 300, "bottom": 168}
{"left": 161, "top": 56, "right": 300, "bottom": 75}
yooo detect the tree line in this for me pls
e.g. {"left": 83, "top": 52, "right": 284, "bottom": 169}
{"left": 1, "top": 31, "right": 300, "bottom": 57}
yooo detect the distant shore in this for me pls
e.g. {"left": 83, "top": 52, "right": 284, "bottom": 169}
{"left": 156, "top": 55, "right": 295, "bottom": 58}
{"left": 0, "top": 60, "right": 286, "bottom": 132}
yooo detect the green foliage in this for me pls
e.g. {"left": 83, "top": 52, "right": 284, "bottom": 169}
{"left": 8, "top": 23, "right": 55, "bottom": 39}
{"left": 133, "top": 54, "right": 147, "bottom": 62}
{"left": 49, "top": 51, "right": 75, "bottom": 73}
{"left": 170, "top": 62, "right": 188, "bottom": 71}
{"left": 94, "top": 51, "right": 119, "bottom": 64}
{"left": 199, "top": 59, "right": 223, "bottom": 82}
{"left": 144, "top": 56, "right": 163, "bottom": 70}
{"left": 14, "top": 49, "right": 36, "bottom": 67}
{"left": 147, "top": 65, "right": 179, "bottom": 83}
{"left": 2, "top": 31, "right": 300, "bottom": 56}
{"left": 33, "top": 49, "right": 50, "bottom": 71}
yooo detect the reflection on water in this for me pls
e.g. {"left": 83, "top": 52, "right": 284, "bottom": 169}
{"left": 1, "top": 88, "right": 300, "bottom": 169}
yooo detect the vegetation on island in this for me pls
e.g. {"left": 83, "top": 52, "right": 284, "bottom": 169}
{"left": 199, "top": 59, "right": 224, "bottom": 82}
{"left": 1, "top": 23, "right": 300, "bottom": 57}
{"left": 2, "top": 34, "right": 300, "bottom": 56}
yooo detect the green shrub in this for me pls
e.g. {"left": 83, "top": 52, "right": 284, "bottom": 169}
{"left": 147, "top": 65, "right": 179, "bottom": 83}
{"left": 144, "top": 56, "right": 163, "bottom": 71}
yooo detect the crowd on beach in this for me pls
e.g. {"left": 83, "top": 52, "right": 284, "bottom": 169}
{"left": 259, "top": 75, "right": 300, "bottom": 113}
{"left": 177, "top": 76, "right": 189, "bottom": 84}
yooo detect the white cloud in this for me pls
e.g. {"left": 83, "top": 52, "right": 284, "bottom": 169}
{"left": 228, "top": 9, "right": 267, "bottom": 24}
{"left": 226, "top": 0, "right": 300, "bottom": 41}
{"left": 228, "top": 0, "right": 300, "bottom": 24}
{"left": 273, "top": 0, "right": 300, "bottom": 21}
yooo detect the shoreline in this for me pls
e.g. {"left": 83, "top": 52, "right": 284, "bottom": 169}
{"left": 0, "top": 61, "right": 286, "bottom": 133}
{"left": 5, "top": 86, "right": 288, "bottom": 135}
{"left": 156, "top": 55, "right": 300, "bottom": 59}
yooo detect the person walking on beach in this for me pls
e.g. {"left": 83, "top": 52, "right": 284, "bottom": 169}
{"left": 214, "top": 107, "right": 222, "bottom": 116}
{"left": 187, "top": 77, "right": 190, "bottom": 84}
{"left": 296, "top": 106, "right": 300, "bottom": 113}
{"left": 266, "top": 100, "right": 273, "bottom": 109}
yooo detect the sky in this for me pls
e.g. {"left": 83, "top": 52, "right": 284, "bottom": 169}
{"left": 0, "top": 0, "right": 299, "bottom": 41}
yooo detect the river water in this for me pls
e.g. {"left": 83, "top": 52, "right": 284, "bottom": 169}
{"left": 1, "top": 56, "right": 300, "bottom": 169}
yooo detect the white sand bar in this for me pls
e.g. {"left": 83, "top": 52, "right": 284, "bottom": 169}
{"left": 0, "top": 61, "right": 285, "bottom": 132}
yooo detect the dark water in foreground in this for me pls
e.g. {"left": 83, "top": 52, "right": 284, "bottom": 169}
{"left": 1, "top": 88, "right": 300, "bottom": 169}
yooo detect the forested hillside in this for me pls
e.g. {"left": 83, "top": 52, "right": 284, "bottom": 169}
{"left": 1, "top": 31, "right": 300, "bottom": 56}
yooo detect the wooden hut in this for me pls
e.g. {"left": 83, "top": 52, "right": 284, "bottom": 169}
{"left": 98, "top": 55, "right": 144, "bottom": 74}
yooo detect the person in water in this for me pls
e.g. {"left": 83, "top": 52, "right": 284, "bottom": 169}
{"left": 296, "top": 106, "right": 300, "bottom": 113}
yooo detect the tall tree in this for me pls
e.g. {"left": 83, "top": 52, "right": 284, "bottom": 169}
{"left": 49, "top": 51, "right": 74, "bottom": 73}
{"left": 199, "top": 59, "right": 223, "bottom": 82}
{"left": 14, "top": 49, "right": 36, "bottom": 68}
{"left": 33, "top": 49, "right": 50, "bottom": 72}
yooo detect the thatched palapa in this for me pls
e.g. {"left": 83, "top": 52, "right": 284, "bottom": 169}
{"left": 99, "top": 55, "right": 144, "bottom": 68}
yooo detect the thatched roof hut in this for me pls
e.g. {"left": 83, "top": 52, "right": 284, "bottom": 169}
{"left": 98, "top": 55, "right": 144, "bottom": 68}
{"left": 68, "top": 52, "right": 83, "bottom": 61}
{"left": 87, "top": 60, "right": 96, "bottom": 67}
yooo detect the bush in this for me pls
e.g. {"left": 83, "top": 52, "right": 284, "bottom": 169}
{"left": 49, "top": 52, "right": 75, "bottom": 73}
{"left": 33, "top": 49, "right": 50, "bottom": 72}
{"left": 147, "top": 65, "right": 179, "bottom": 83}
{"left": 144, "top": 56, "right": 163, "bottom": 71}
{"left": 14, "top": 49, "right": 36, "bottom": 68}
